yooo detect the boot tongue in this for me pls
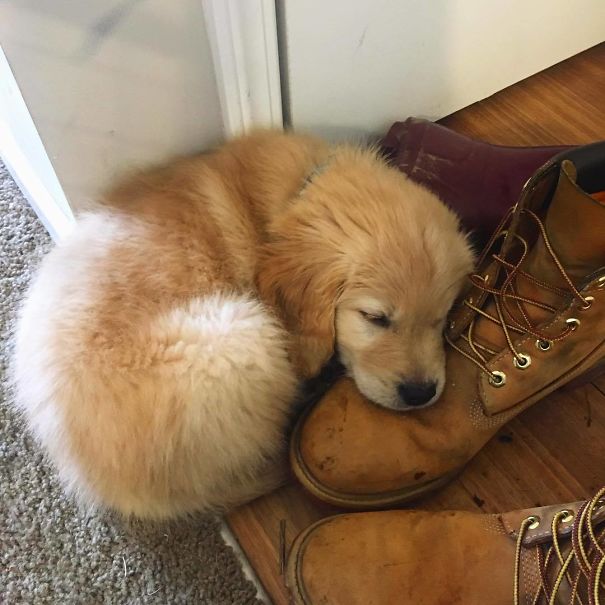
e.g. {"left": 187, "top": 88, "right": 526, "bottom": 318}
{"left": 524, "top": 160, "right": 605, "bottom": 288}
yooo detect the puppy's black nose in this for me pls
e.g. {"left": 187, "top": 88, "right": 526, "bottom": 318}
{"left": 398, "top": 381, "right": 437, "bottom": 407}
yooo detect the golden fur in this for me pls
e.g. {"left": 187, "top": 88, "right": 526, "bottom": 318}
{"left": 13, "top": 130, "right": 473, "bottom": 518}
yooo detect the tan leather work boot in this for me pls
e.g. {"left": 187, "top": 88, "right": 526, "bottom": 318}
{"left": 286, "top": 488, "right": 605, "bottom": 605}
{"left": 291, "top": 142, "right": 605, "bottom": 507}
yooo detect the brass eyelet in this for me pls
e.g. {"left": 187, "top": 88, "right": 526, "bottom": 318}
{"left": 513, "top": 353, "right": 531, "bottom": 369}
{"left": 527, "top": 515, "right": 540, "bottom": 530}
{"left": 489, "top": 371, "right": 506, "bottom": 387}
{"left": 535, "top": 339, "right": 552, "bottom": 352}
{"left": 597, "top": 276, "right": 605, "bottom": 289}
{"left": 579, "top": 296, "right": 594, "bottom": 311}
{"left": 566, "top": 318, "right": 581, "bottom": 331}
{"left": 560, "top": 510, "right": 574, "bottom": 523}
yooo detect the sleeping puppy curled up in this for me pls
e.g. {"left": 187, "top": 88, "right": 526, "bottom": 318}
{"left": 13, "top": 130, "right": 473, "bottom": 519}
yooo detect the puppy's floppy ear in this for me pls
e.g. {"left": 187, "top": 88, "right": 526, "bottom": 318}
{"left": 257, "top": 208, "right": 346, "bottom": 378}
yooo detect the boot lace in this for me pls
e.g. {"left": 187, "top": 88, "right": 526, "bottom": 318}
{"left": 514, "top": 487, "right": 605, "bottom": 605}
{"left": 445, "top": 208, "right": 592, "bottom": 387}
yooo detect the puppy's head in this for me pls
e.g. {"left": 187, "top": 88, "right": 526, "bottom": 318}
{"left": 258, "top": 148, "right": 474, "bottom": 410}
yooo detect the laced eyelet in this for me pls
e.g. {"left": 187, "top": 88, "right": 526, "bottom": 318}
{"left": 579, "top": 296, "right": 594, "bottom": 310}
{"left": 566, "top": 317, "right": 581, "bottom": 331}
{"left": 489, "top": 371, "right": 506, "bottom": 387}
{"left": 597, "top": 276, "right": 605, "bottom": 289}
{"left": 559, "top": 510, "right": 574, "bottom": 523}
{"left": 513, "top": 353, "right": 531, "bottom": 369}
{"left": 526, "top": 515, "right": 540, "bottom": 530}
{"left": 535, "top": 339, "right": 552, "bottom": 352}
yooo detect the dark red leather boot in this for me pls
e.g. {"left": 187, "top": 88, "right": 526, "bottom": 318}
{"left": 381, "top": 117, "right": 574, "bottom": 247}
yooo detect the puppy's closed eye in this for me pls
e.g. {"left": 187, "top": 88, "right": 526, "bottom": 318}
{"left": 359, "top": 310, "right": 391, "bottom": 328}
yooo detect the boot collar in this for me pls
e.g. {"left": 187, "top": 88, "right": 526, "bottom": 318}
{"left": 501, "top": 139, "right": 605, "bottom": 258}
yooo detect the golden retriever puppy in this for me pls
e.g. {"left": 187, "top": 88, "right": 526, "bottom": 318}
{"left": 13, "top": 130, "right": 473, "bottom": 519}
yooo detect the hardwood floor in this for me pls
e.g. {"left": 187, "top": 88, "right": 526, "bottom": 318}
{"left": 227, "top": 42, "right": 605, "bottom": 605}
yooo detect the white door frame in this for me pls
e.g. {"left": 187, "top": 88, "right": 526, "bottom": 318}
{"left": 202, "top": 0, "right": 283, "bottom": 137}
{"left": 0, "top": 46, "right": 75, "bottom": 244}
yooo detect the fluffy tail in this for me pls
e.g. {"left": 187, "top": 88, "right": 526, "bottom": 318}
{"left": 14, "top": 287, "right": 298, "bottom": 519}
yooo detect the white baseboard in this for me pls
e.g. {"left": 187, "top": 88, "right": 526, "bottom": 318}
{"left": 220, "top": 520, "right": 271, "bottom": 604}
{"left": 202, "top": 0, "right": 283, "bottom": 137}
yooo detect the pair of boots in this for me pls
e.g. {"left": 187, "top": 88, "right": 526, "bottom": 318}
{"left": 286, "top": 120, "right": 605, "bottom": 604}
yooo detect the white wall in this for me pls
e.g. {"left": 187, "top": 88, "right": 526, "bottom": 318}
{"left": 0, "top": 0, "right": 224, "bottom": 209}
{"left": 281, "top": 0, "right": 605, "bottom": 139}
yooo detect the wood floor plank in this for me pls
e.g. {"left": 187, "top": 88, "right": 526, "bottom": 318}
{"left": 228, "top": 42, "right": 605, "bottom": 604}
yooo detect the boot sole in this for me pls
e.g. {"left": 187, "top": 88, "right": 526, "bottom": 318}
{"left": 285, "top": 514, "right": 344, "bottom": 605}
{"left": 290, "top": 353, "right": 605, "bottom": 508}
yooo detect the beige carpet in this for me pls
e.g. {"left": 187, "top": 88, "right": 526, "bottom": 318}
{"left": 0, "top": 163, "right": 262, "bottom": 604}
